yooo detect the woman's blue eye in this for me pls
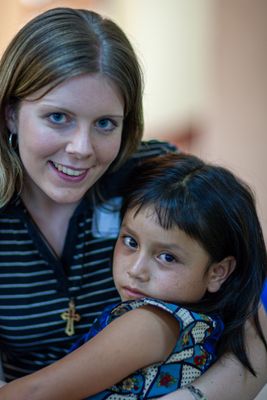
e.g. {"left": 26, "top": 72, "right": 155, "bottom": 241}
{"left": 96, "top": 118, "right": 116, "bottom": 132}
{"left": 123, "top": 235, "right": 138, "bottom": 249}
{"left": 159, "top": 253, "right": 176, "bottom": 263}
{"left": 49, "top": 113, "right": 67, "bottom": 124}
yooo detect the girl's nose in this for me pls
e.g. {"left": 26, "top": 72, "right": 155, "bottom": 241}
{"left": 65, "top": 128, "right": 94, "bottom": 158}
{"left": 127, "top": 255, "right": 150, "bottom": 281}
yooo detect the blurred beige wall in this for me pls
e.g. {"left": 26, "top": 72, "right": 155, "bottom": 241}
{"left": 196, "top": 0, "right": 267, "bottom": 244}
{"left": 0, "top": 0, "right": 266, "bottom": 244}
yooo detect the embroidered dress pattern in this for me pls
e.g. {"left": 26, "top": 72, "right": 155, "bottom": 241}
{"left": 71, "top": 298, "right": 224, "bottom": 399}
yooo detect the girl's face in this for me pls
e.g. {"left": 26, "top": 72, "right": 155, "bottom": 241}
{"left": 7, "top": 73, "right": 124, "bottom": 206}
{"left": 113, "top": 206, "right": 222, "bottom": 304}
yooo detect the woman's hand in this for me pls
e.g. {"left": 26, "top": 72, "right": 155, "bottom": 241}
{"left": 160, "top": 304, "right": 267, "bottom": 400}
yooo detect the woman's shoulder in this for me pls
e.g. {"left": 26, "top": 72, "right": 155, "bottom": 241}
{"left": 118, "top": 139, "right": 177, "bottom": 173}
{"left": 132, "top": 140, "right": 177, "bottom": 160}
{"left": 99, "top": 140, "right": 177, "bottom": 199}
{"left": 0, "top": 194, "right": 22, "bottom": 216}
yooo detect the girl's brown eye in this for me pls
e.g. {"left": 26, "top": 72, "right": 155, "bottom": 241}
{"left": 158, "top": 253, "right": 176, "bottom": 263}
{"left": 123, "top": 235, "right": 138, "bottom": 249}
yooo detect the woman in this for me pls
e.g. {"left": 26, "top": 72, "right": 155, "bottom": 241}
{"left": 0, "top": 6, "right": 174, "bottom": 382}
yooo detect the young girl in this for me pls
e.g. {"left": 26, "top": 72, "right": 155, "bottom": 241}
{"left": 0, "top": 152, "right": 266, "bottom": 400}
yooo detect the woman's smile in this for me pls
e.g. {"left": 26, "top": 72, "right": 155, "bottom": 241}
{"left": 50, "top": 161, "right": 89, "bottom": 181}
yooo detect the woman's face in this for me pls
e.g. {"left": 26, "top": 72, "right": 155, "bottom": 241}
{"left": 7, "top": 73, "right": 124, "bottom": 206}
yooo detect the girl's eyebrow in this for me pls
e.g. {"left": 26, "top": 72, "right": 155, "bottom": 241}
{"left": 120, "top": 222, "right": 134, "bottom": 232}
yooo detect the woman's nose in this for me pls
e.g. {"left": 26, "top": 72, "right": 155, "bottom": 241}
{"left": 65, "top": 128, "right": 94, "bottom": 158}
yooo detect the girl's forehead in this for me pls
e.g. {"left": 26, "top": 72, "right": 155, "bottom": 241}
{"left": 124, "top": 205, "right": 174, "bottom": 235}
{"left": 122, "top": 205, "right": 210, "bottom": 259}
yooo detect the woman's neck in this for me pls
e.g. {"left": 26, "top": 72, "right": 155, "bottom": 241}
{"left": 21, "top": 188, "right": 80, "bottom": 258}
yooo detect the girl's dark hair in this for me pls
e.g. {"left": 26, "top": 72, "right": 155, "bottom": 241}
{"left": 122, "top": 152, "right": 267, "bottom": 375}
{"left": 0, "top": 7, "right": 143, "bottom": 206}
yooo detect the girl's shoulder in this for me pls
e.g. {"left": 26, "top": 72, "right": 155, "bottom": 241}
{"left": 110, "top": 297, "right": 224, "bottom": 336}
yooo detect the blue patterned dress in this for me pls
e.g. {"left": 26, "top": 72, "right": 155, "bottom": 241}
{"left": 70, "top": 298, "right": 224, "bottom": 399}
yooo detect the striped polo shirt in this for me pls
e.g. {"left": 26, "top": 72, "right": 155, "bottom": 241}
{"left": 0, "top": 140, "right": 176, "bottom": 381}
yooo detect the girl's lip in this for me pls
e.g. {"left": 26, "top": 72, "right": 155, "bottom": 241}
{"left": 122, "top": 286, "right": 147, "bottom": 299}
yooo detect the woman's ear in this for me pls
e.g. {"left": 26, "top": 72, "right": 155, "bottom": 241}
{"left": 207, "top": 256, "right": 236, "bottom": 293}
{"left": 5, "top": 105, "right": 17, "bottom": 133}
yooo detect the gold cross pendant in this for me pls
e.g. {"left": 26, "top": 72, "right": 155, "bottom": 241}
{"left": 61, "top": 299, "right": 81, "bottom": 336}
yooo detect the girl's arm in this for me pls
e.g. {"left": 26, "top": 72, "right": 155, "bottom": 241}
{"left": 160, "top": 304, "right": 267, "bottom": 400}
{"left": 0, "top": 306, "right": 178, "bottom": 400}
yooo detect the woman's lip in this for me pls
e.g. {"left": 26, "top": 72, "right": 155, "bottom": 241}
{"left": 52, "top": 161, "right": 88, "bottom": 174}
{"left": 49, "top": 161, "right": 89, "bottom": 182}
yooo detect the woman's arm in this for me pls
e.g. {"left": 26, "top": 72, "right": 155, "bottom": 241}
{"left": 0, "top": 306, "right": 178, "bottom": 400}
{"left": 160, "top": 304, "right": 267, "bottom": 400}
